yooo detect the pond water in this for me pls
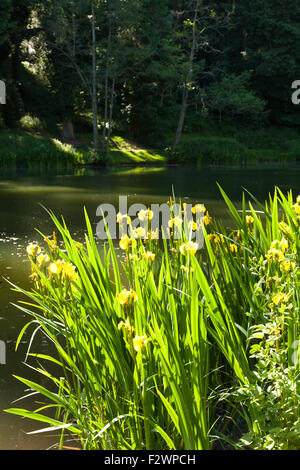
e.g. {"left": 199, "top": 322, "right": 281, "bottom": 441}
{"left": 0, "top": 163, "right": 299, "bottom": 449}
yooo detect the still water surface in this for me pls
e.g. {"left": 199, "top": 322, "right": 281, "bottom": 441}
{"left": 0, "top": 163, "right": 299, "bottom": 449}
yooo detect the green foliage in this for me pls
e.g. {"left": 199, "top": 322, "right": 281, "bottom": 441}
{"left": 223, "top": 0, "right": 300, "bottom": 125}
{"left": 205, "top": 72, "right": 267, "bottom": 123}
{"left": 280, "top": 140, "right": 300, "bottom": 161}
{"left": 165, "top": 124, "right": 300, "bottom": 165}
{"left": 0, "top": 0, "right": 12, "bottom": 47}
{"left": 169, "top": 135, "right": 247, "bottom": 164}
{"left": 0, "top": 0, "right": 299, "bottom": 162}
{"left": 19, "top": 114, "right": 45, "bottom": 132}
{"left": 231, "top": 189, "right": 300, "bottom": 449}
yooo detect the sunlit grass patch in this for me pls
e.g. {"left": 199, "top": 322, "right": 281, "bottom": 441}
{"left": 108, "top": 149, "right": 166, "bottom": 165}
{"left": 107, "top": 135, "right": 166, "bottom": 164}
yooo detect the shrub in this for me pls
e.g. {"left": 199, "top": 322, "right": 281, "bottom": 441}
{"left": 19, "top": 114, "right": 45, "bottom": 133}
{"left": 280, "top": 139, "right": 300, "bottom": 161}
{"left": 244, "top": 148, "right": 299, "bottom": 164}
{"left": 175, "top": 136, "right": 247, "bottom": 164}
{"left": 205, "top": 72, "right": 267, "bottom": 125}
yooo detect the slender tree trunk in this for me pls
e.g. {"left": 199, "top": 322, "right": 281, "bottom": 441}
{"left": 104, "top": 72, "right": 116, "bottom": 155}
{"left": 102, "top": 67, "right": 109, "bottom": 151}
{"left": 102, "top": 13, "right": 112, "bottom": 152}
{"left": 172, "top": 0, "right": 200, "bottom": 153}
{"left": 91, "top": 0, "right": 99, "bottom": 151}
{"left": 173, "top": 87, "right": 189, "bottom": 153}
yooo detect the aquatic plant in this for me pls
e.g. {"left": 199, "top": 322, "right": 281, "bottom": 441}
{"left": 4, "top": 187, "right": 300, "bottom": 450}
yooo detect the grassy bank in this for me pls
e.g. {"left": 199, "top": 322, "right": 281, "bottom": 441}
{"left": 0, "top": 124, "right": 300, "bottom": 168}
{"left": 0, "top": 130, "right": 86, "bottom": 168}
{"left": 107, "top": 136, "right": 166, "bottom": 165}
{"left": 0, "top": 129, "right": 166, "bottom": 168}
{"left": 166, "top": 126, "right": 300, "bottom": 164}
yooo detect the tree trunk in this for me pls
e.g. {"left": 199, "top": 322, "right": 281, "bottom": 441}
{"left": 173, "top": 88, "right": 188, "bottom": 152}
{"left": 62, "top": 120, "right": 76, "bottom": 141}
{"left": 102, "top": 13, "right": 112, "bottom": 152}
{"left": 172, "top": 0, "right": 200, "bottom": 153}
{"left": 104, "top": 72, "right": 116, "bottom": 155}
{"left": 91, "top": 0, "right": 99, "bottom": 151}
{"left": 102, "top": 66, "right": 109, "bottom": 151}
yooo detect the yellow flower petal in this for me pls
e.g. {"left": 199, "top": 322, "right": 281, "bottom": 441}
{"left": 179, "top": 241, "right": 198, "bottom": 256}
{"left": 133, "top": 335, "right": 148, "bottom": 352}
{"left": 26, "top": 244, "right": 41, "bottom": 257}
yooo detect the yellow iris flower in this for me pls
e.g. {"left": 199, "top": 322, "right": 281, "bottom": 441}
{"left": 266, "top": 248, "right": 285, "bottom": 263}
{"left": 119, "top": 234, "right": 137, "bottom": 250}
{"left": 280, "top": 260, "right": 295, "bottom": 273}
{"left": 142, "top": 251, "right": 155, "bottom": 262}
{"left": 203, "top": 212, "right": 212, "bottom": 225}
{"left": 138, "top": 209, "right": 154, "bottom": 221}
{"left": 133, "top": 227, "right": 146, "bottom": 238}
{"left": 49, "top": 260, "right": 63, "bottom": 275}
{"left": 278, "top": 221, "right": 291, "bottom": 235}
{"left": 117, "top": 289, "right": 138, "bottom": 306}
{"left": 179, "top": 241, "right": 198, "bottom": 256}
{"left": 272, "top": 292, "right": 288, "bottom": 305}
{"left": 118, "top": 318, "right": 134, "bottom": 335}
{"left": 292, "top": 203, "right": 300, "bottom": 215}
{"left": 279, "top": 238, "right": 289, "bottom": 253}
{"left": 168, "top": 216, "right": 183, "bottom": 228}
{"left": 147, "top": 229, "right": 159, "bottom": 240}
{"left": 129, "top": 254, "right": 140, "bottom": 262}
{"left": 230, "top": 243, "right": 238, "bottom": 253}
{"left": 117, "top": 212, "right": 131, "bottom": 224}
{"left": 188, "top": 221, "right": 199, "bottom": 231}
{"left": 26, "top": 244, "right": 41, "bottom": 257}
{"left": 133, "top": 335, "right": 148, "bottom": 352}
{"left": 191, "top": 204, "right": 206, "bottom": 214}
{"left": 37, "top": 254, "right": 50, "bottom": 265}
{"left": 49, "top": 260, "right": 77, "bottom": 282}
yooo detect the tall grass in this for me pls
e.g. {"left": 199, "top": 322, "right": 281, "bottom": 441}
{"left": 4, "top": 187, "right": 300, "bottom": 450}
{"left": 0, "top": 130, "right": 85, "bottom": 168}
{"left": 166, "top": 130, "right": 300, "bottom": 164}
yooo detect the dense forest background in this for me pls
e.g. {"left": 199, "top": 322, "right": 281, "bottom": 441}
{"left": 0, "top": 0, "right": 300, "bottom": 165}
